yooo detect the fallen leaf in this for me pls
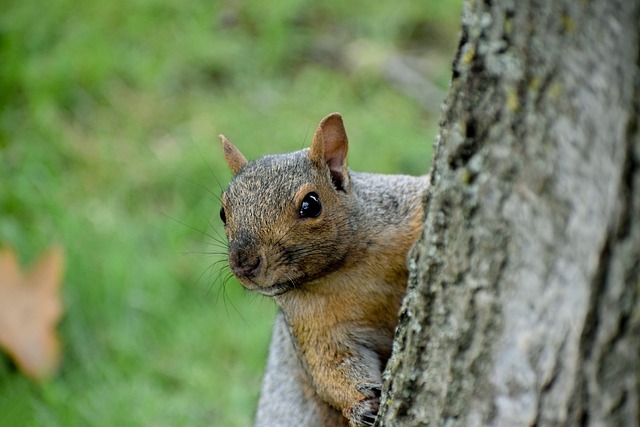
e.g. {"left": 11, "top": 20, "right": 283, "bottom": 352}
{"left": 0, "top": 246, "right": 64, "bottom": 380}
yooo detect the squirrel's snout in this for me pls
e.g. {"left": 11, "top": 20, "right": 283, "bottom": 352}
{"left": 229, "top": 249, "right": 263, "bottom": 281}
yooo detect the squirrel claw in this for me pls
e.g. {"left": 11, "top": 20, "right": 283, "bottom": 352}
{"left": 359, "top": 413, "right": 377, "bottom": 426}
{"left": 355, "top": 382, "right": 382, "bottom": 398}
{"left": 345, "top": 396, "right": 380, "bottom": 427}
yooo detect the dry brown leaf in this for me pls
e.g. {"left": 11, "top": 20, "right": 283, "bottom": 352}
{"left": 0, "top": 246, "right": 64, "bottom": 380}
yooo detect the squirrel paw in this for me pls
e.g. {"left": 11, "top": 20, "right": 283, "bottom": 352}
{"left": 344, "top": 394, "right": 380, "bottom": 427}
{"left": 355, "top": 382, "right": 382, "bottom": 398}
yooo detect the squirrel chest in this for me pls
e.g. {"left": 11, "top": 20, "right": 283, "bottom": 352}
{"left": 219, "top": 113, "right": 427, "bottom": 426}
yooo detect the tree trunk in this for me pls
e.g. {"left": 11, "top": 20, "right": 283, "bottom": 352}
{"left": 377, "top": 0, "right": 640, "bottom": 425}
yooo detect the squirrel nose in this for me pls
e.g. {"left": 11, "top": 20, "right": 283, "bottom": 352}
{"left": 229, "top": 249, "right": 263, "bottom": 280}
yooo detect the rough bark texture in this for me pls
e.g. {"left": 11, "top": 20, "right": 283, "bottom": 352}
{"left": 377, "top": 0, "right": 640, "bottom": 425}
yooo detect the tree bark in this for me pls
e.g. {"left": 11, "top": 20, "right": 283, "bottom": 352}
{"left": 377, "top": 0, "right": 640, "bottom": 425}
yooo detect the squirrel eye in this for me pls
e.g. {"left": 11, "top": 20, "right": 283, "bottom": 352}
{"left": 220, "top": 207, "right": 227, "bottom": 225}
{"left": 299, "top": 192, "right": 322, "bottom": 218}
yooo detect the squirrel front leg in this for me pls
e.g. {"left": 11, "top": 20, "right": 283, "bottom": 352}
{"left": 256, "top": 312, "right": 347, "bottom": 427}
{"left": 297, "top": 325, "right": 388, "bottom": 427}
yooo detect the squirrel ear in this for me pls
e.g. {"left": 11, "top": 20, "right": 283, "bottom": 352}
{"left": 219, "top": 134, "right": 248, "bottom": 175}
{"left": 309, "top": 112, "right": 349, "bottom": 191}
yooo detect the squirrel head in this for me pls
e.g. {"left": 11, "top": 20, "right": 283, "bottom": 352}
{"left": 219, "top": 113, "right": 355, "bottom": 297}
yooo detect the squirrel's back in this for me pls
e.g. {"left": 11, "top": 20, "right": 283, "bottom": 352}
{"left": 349, "top": 171, "right": 426, "bottom": 240}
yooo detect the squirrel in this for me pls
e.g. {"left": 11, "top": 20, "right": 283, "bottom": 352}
{"left": 218, "top": 113, "right": 427, "bottom": 426}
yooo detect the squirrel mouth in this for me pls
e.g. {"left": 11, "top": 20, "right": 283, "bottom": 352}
{"left": 244, "top": 280, "right": 298, "bottom": 297}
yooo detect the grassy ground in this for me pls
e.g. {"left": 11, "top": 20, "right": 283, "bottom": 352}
{"left": 0, "top": 0, "right": 462, "bottom": 425}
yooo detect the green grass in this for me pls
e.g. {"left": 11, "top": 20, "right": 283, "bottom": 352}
{"left": 0, "top": 0, "right": 462, "bottom": 425}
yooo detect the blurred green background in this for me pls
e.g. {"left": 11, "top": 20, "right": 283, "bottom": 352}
{"left": 0, "top": 0, "right": 462, "bottom": 425}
